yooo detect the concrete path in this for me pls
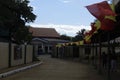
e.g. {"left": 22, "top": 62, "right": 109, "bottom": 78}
{"left": 1, "top": 55, "right": 104, "bottom": 80}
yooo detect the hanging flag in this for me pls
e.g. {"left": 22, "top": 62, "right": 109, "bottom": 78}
{"left": 70, "top": 42, "right": 74, "bottom": 45}
{"left": 79, "top": 41, "right": 84, "bottom": 45}
{"left": 86, "top": 1, "right": 116, "bottom": 31}
{"left": 74, "top": 42, "right": 79, "bottom": 46}
{"left": 94, "top": 20, "right": 101, "bottom": 30}
{"left": 84, "top": 32, "right": 92, "bottom": 44}
{"left": 86, "top": 1, "right": 116, "bottom": 21}
{"left": 110, "top": 3, "right": 115, "bottom": 12}
{"left": 101, "top": 18, "right": 115, "bottom": 30}
{"left": 56, "top": 44, "right": 62, "bottom": 48}
{"left": 100, "top": 3, "right": 116, "bottom": 31}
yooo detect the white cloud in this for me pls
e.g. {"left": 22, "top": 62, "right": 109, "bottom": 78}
{"left": 59, "top": 0, "right": 72, "bottom": 3}
{"left": 28, "top": 23, "right": 90, "bottom": 37}
{"left": 63, "top": 1, "right": 71, "bottom": 3}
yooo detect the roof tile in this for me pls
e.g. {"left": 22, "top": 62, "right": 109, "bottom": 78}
{"left": 29, "top": 27, "right": 60, "bottom": 38}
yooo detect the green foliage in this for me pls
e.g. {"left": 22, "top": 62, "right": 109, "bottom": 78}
{"left": 13, "top": 26, "right": 32, "bottom": 44}
{"left": 0, "top": 0, "right": 36, "bottom": 44}
{"left": 60, "top": 29, "right": 86, "bottom": 42}
{"left": 72, "top": 29, "right": 86, "bottom": 42}
{"left": 60, "top": 34, "right": 72, "bottom": 41}
{"left": 15, "top": 0, "right": 36, "bottom": 22}
{"left": 0, "top": 0, "right": 36, "bottom": 23}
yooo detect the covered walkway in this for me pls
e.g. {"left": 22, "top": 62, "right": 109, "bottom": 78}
{"left": 1, "top": 55, "right": 104, "bottom": 80}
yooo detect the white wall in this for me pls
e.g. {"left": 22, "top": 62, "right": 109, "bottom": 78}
{"left": 0, "top": 43, "right": 9, "bottom": 69}
{"left": 0, "top": 42, "right": 33, "bottom": 69}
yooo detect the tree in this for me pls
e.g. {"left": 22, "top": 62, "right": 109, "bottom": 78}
{"left": 0, "top": 0, "right": 36, "bottom": 44}
{"left": 13, "top": 26, "right": 33, "bottom": 44}
{"left": 72, "top": 29, "right": 86, "bottom": 41}
{"left": 60, "top": 34, "right": 72, "bottom": 41}
{"left": 0, "top": 0, "right": 36, "bottom": 67}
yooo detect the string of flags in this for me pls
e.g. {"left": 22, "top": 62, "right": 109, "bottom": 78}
{"left": 56, "top": 1, "right": 117, "bottom": 48}
{"left": 56, "top": 41, "right": 84, "bottom": 47}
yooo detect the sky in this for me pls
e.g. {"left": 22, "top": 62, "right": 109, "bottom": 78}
{"left": 28, "top": 0, "right": 108, "bottom": 36}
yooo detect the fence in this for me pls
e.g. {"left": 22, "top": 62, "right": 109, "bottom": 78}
{"left": 0, "top": 42, "right": 33, "bottom": 69}
{"left": 52, "top": 44, "right": 120, "bottom": 80}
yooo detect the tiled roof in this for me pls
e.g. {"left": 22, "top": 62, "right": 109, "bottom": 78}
{"left": 29, "top": 27, "right": 60, "bottom": 38}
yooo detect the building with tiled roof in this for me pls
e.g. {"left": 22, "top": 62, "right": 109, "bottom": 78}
{"left": 29, "top": 27, "right": 69, "bottom": 56}
{"left": 29, "top": 27, "right": 60, "bottom": 38}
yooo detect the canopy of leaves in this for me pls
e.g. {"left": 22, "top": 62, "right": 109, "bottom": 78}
{"left": 0, "top": 0, "right": 36, "bottom": 23}
{"left": 72, "top": 29, "right": 86, "bottom": 42}
{"left": 0, "top": 0, "right": 36, "bottom": 44}
{"left": 60, "top": 34, "right": 72, "bottom": 41}
{"left": 13, "top": 26, "right": 33, "bottom": 44}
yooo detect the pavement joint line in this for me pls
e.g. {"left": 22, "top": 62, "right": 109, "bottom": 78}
{"left": 0, "top": 62, "right": 43, "bottom": 79}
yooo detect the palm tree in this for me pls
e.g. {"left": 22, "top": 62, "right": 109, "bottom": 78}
{"left": 73, "top": 29, "right": 86, "bottom": 41}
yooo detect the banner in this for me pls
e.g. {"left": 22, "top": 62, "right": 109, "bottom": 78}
{"left": 86, "top": 1, "right": 116, "bottom": 21}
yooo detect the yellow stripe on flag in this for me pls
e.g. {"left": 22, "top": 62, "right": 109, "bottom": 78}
{"left": 110, "top": 4, "right": 115, "bottom": 12}
{"left": 105, "top": 16, "right": 116, "bottom": 22}
{"left": 94, "top": 20, "right": 101, "bottom": 30}
{"left": 84, "top": 35, "right": 92, "bottom": 42}
{"left": 79, "top": 41, "right": 84, "bottom": 45}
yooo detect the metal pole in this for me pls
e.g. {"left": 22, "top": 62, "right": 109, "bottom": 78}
{"left": 98, "top": 34, "right": 102, "bottom": 74}
{"left": 24, "top": 43, "right": 27, "bottom": 64}
{"left": 8, "top": 28, "right": 11, "bottom": 67}
{"left": 107, "top": 31, "right": 111, "bottom": 80}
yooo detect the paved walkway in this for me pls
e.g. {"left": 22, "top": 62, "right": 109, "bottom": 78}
{"left": 1, "top": 55, "right": 104, "bottom": 80}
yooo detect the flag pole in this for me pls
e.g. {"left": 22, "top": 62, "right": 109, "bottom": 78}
{"left": 107, "top": 31, "right": 111, "bottom": 80}
{"left": 98, "top": 33, "right": 102, "bottom": 74}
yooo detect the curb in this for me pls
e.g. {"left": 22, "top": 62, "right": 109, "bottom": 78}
{"left": 0, "top": 62, "right": 43, "bottom": 78}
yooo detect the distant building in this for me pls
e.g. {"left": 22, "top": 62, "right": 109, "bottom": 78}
{"left": 29, "top": 27, "right": 69, "bottom": 55}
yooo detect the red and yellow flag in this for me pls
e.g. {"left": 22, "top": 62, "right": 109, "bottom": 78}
{"left": 86, "top": 1, "right": 116, "bottom": 21}
{"left": 86, "top": 1, "right": 116, "bottom": 31}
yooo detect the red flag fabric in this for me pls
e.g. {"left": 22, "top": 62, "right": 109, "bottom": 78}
{"left": 86, "top": 1, "right": 116, "bottom": 21}
{"left": 101, "top": 18, "right": 115, "bottom": 30}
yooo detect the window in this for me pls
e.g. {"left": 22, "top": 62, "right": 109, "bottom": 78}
{"left": 14, "top": 46, "right": 22, "bottom": 60}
